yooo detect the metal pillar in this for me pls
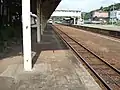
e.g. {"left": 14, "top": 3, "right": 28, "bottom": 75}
{"left": 37, "top": 0, "right": 41, "bottom": 43}
{"left": 74, "top": 17, "right": 76, "bottom": 25}
{"left": 41, "top": 11, "right": 43, "bottom": 35}
{"left": 22, "top": 0, "right": 32, "bottom": 71}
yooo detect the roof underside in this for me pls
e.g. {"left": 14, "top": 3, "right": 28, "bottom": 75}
{"left": 31, "top": 0, "right": 61, "bottom": 19}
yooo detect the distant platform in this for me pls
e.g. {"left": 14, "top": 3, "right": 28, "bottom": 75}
{"left": 79, "top": 24, "right": 120, "bottom": 32}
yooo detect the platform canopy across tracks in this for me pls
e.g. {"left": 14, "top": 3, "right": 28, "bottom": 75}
{"left": 51, "top": 10, "right": 82, "bottom": 25}
{"left": 22, "top": 0, "right": 61, "bottom": 71}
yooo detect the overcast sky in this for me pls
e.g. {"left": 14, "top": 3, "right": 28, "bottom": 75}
{"left": 56, "top": 0, "right": 120, "bottom": 12}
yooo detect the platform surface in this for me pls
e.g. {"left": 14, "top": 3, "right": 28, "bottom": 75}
{"left": 0, "top": 25, "right": 101, "bottom": 90}
{"left": 80, "top": 24, "right": 120, "bottom": 31}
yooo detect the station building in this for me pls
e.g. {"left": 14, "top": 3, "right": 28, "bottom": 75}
{"left": 92, "top": 11, "right": 109, "bottom": 21}
{"left": 110, "top": 10, "right": 120, "bottom": 21}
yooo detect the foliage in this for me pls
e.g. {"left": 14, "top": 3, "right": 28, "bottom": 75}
{"left": 82, "top": 12, "right": 91, "bottom": 20}
{"left": 0, "top": 0, "right": 22, "bottom": 52}
{"left": 95, "top": 3, "right": 120, "bottom": 12}
{"left": 82, "top": 3, "right": 120, "bottom": 21}
{"left": 115, "top": 21, "right": 120, "bottom": 26}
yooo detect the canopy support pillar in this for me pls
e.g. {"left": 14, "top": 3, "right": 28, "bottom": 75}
{"left": 22, "top": 0, "right": 32, "bottom": 71}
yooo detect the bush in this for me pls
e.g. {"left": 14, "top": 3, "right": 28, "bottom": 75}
{"left": 0, "top": 24, "right": 22, "bottom": 52}
{"left": 115, "top": 21, "right": 120, "bottom": 26}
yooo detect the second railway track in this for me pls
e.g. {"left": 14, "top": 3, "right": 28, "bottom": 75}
{"left": 52, "top": 25, "right": 120, "bottom": 90}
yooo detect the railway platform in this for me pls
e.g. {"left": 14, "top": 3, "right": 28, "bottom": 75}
{"left": 80, "top": 24, "right": 120, "bottom": 32}
{"left": 0, "top": 24, "right": 101, "bottom": 90}
{"left": 71, "top": 24, "right": 120, "bottom": 39}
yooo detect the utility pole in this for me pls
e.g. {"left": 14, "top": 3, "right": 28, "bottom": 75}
{"left": 112, "top": 3, "right": 115, "bottom": 25}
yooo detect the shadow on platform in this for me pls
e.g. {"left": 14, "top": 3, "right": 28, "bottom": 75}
{"left": 0, "top": 24, "right": 68, "bottom": 66}
{"left": 32, "top": 24, "right": 68, "bottom": 67}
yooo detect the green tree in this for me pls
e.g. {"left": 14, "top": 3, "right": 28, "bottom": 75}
{"left": 0, "top": 0, "right": 22, "bottom": 51}
{"left": 82, "top": 12, "right": 91, "bottom": 20}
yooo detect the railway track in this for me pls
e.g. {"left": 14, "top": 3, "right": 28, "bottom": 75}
{"left": 53, "top": 25, "right": 120, "bottom": 90}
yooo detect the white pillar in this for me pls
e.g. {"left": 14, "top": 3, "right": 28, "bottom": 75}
{"left": 77, "top": 17, "right": 79, "bottom": 25}
{"left": 41, "top": 11, "right": 43, "bottom": 35}
{"left": 37, "top": 1, "right": 41, "bottom": 43}
{"left": 22, "top": 0, "right": 32, "bottom": 71}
